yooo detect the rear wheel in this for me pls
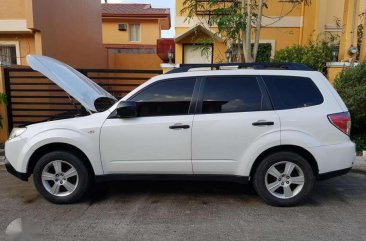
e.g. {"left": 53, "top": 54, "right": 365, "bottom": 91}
{"left": 33, "top": 151, "right": 92, "bottom": 204}
{"left": 253, "top": 152, "right": 315, "bottom": 206}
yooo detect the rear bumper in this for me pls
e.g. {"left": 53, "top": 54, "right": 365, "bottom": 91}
{"left": 307, "top": 141, "right": 355, "bottom": 174}
{"left": 4, "top": 158, "right": 29, "bottom": 181}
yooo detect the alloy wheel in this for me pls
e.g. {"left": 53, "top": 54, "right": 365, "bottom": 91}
{"left": 265, "top": 161, "right": 305, "bottom": 199}
{"left": 41, "top": 160, "right": 79, "bottom": 197}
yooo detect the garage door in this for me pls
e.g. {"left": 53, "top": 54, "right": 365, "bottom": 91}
{"left": 183, "top": 45, "right": 212, "bottom": 64}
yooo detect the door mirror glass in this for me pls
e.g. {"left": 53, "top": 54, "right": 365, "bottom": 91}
{"left": 116, "top": 101, "right": 137, "bottom": 118}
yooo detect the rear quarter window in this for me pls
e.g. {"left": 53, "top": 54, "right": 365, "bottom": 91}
{"left": 262, "top": 76, "right": 324, "bottom": 110}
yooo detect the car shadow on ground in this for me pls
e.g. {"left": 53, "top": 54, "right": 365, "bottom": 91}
{"left": 88, "top": 172, "right": 366, "bottom": 206}
{"left": 87, "top": 173, "right": 366, "bottom": 206}
{"left": 89, "top": 180, "right": 259, "bottom": 204}
{"left": 1, "top": 165, "right": 365, "bottom": 207}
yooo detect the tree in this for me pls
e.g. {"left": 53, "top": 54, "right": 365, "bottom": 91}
{"left": 181, "top": 0, "right": 311, "bottom": 62}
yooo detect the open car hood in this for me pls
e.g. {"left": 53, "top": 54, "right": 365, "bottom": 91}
{"left": 26, "top": 55, "right": 117, "bottom": 112}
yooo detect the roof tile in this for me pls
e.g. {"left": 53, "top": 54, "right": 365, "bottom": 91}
{"left": 101, "top": 3, "right": 170, "bottom": 16}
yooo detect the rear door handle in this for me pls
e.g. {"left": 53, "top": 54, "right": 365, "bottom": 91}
{"left": 169, "top": 124, "right": 190, "bottom": 129}
{"left": 252, "top": 121, "right": 274, "bottom": 126}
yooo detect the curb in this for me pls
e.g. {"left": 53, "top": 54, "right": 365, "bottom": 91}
{"left": 351, "top": 169, "right": 366, "bottom": 175}
{"left": 353, "top": 157, "right": 366, "bottom": 173}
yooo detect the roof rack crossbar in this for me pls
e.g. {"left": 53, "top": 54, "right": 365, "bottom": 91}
{"left": 166, "top": 62, "right": 313, "bottom": 74}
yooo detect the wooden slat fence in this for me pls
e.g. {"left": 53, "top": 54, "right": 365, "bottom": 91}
{"left": 4, "top": 67, "right": 162, "bottom": 131}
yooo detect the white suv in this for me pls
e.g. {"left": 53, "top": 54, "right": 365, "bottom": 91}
{"left": 5, "top": 55, "right": 355, "bottom": 206}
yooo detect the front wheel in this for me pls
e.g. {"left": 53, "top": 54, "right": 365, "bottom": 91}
{"left": 33, "top": 151, "right": 92, "bottom": 204}
{"left": 253, "top": 152, "right": 315, "bottom": 206}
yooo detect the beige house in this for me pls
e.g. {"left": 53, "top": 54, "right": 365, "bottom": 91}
{"left": 101, "top": 3, "right": 171, "bottom": 69}
{"left": 175, "top": 0, "right": 366, "bottom": 64}
{"left": 0, "top": 0, "right": 107, "bottom": 68}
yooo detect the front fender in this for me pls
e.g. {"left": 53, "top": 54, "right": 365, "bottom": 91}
{"left": 16, "top": 128, "right": 103, "bottom": 175}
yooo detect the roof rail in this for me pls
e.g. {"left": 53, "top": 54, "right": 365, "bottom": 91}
{"left": 166, "top": 62, "right": 313, "bottom": 74}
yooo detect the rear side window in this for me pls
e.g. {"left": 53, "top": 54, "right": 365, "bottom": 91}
{"left": 201, "top": 76, "right": 269, "bottom": 114}
{"left": 262, "top": 76, "right": 323, "bottom": 110}
{"left": 130, "top": 78, "right": 196, "bottom": 117}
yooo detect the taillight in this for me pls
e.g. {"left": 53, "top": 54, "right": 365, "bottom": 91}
{"left": 327, "top": 112, "right": 351, "bottom": 136}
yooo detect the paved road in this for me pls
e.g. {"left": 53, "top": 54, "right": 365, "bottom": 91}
{"left": 0, "top": 165, "right": 366, "bottom": 241}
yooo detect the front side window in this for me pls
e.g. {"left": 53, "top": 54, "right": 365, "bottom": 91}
{"left": 262, "top": 76, "right": 324, "bottom": 110}
{"left": 201, "top": 76, "right": 267, "bottom": 114}
{"left": 0, "top": 45, "right": 17, "bottom": 65}
{"left": 130, "top": 78, "right": 196, "bottom": 117}
{"left": 129, "top": 24, "right": 141, "bottom": 42}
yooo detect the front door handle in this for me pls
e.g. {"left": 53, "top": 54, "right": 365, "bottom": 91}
{"left": 169, "top": 124, "right": 190, "bottom": 129}
{"left": 252, "top": 121, "right": 274, "bottom": 126}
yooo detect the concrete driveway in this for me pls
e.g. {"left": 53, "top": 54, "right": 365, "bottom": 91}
{"left": 0, "top": 164, "right": 365, "bottom": 241}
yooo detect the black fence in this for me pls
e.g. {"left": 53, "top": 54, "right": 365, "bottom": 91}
{"left": 4, "top": 67, "right": 162, "bottom": 132}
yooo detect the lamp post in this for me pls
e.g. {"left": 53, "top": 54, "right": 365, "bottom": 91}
{"left": 348, "top": 45, "right": 358, "bottom": 66}
{"left": 331, "top": 44, "right": 339, "bottom": 62}
{"left": 225, "top": 48, "right": 232, "bottom": 63}
{"left": 168, "top": 47, "right": 174, "bottom": 64}
{"left": 348, "top": 45, "right": 358, "bottom": 56}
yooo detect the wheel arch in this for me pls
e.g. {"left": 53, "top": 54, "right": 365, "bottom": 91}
{"left": 249, "top": 145, "right": 319, "bottom": 179}
{"left": 27, "top": 142, "right": 95, "bottom": 177}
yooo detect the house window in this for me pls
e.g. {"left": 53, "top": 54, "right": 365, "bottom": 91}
{"left": 0, "top": 45, "right": 17, "bottom": 65}
{"left": 129, "top": 24, "right": 141, "bottom": 42}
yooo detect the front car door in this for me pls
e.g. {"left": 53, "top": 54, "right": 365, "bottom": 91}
{"left": 192, "top": 75, "right": 281, "bottom": 175}
{"left": 100, "top": 77, "right": 198, "bottom": 174}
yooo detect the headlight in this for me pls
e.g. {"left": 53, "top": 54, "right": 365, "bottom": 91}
{"left": 9, "top": 127, "right": 27, "bottom": 140}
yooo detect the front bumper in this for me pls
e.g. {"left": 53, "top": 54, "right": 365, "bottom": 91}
{"left": 4, "top": 158, "right": 30, "bottom": 181}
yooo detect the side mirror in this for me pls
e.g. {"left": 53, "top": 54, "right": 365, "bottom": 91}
{"left": 116, "top": 101, "right": 137, "bottom": 118}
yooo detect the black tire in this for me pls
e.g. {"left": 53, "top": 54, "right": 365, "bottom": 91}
{"left": 33, "top": 151, "right": 92, "bottom": 204}
{"left": 252, "top": 151, "right": 315, "bottom": 207}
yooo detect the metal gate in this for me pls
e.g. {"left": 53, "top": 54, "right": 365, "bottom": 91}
{"left": 3, "top": 67, "right": 162, "bottom": 132}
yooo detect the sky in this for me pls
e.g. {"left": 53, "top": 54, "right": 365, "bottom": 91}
{"left": 103, "top": 0, "right": 176, "bottom": 38}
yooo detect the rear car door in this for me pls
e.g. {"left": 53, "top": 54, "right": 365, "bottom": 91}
{"left": 191, "top": 75, "right": 280, "bottom": 175}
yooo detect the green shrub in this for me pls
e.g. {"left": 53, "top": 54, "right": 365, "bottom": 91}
{"left": 273, "top": 41, "right": 332, "bottom": 74}
{"left": 353, "top": 135, "right": 366, "bottom": 153}
{"left": 334, "top": 62, "right": 366, "bottom": 152}
{"left": 253, "top": 43, "right": 272, "bottom": 62}
{"left": 231, "top": 43, "right": 272, "bottom": 62}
